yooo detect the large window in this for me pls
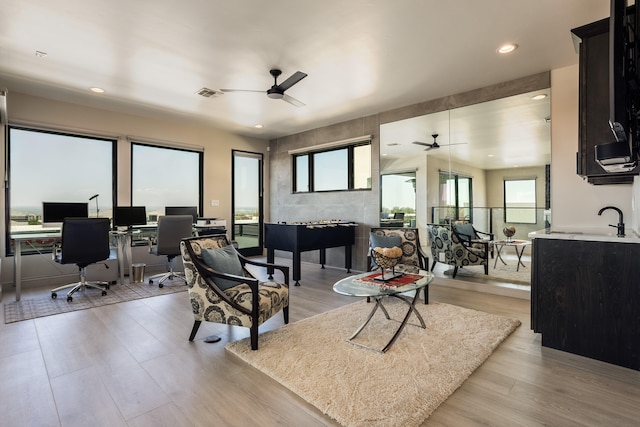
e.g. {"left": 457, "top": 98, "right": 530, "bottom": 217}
{"left": 381, "top": 172, "right": 416, "bottom": 225}
{"left": 7, "top": 127, "right": 115, "bottom": 236}
{"left": 504, "top": 179, "right": 536, "bottom": 223}
{"left": 131, "top": 143, "right": 202, "bottom": 220}
{"left": 439, "top": 172, "right": 472, "bottom": 222}
{"left": 292, "top": 142, "right": 371, "bottom": 192}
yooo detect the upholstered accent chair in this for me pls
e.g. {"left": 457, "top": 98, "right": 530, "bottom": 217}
{"left": 452, "top": 223, "right": 494, "bottom": 257}
{"left": 368, "top": 227, "right": 430, "bottom": 303}
{"left": 180, "top": 234, "right": 289, "bottom": 350}
{"left": 427, "top": 223, "right": 453, "bottom": 271}
{"left": 449, "top": 225, "right": 490, "bottom": 278}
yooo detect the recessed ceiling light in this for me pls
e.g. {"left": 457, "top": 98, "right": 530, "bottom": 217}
{"left": 35, "top": 50, "right": 47, "bottom": 58}
{"left": 254, "top": 124, "right": 263, "bottom": 129}
{"left": 531, "top": 94, "right": 547, "bottom": 100}
{"left": 488, "top": 154, "right": 494, "bottom": 157}
{"left": 497, "top": 43, "right": 518, "bottom": 54}
{"left": 90, "top": 87, "right": 105, "bottom": 93}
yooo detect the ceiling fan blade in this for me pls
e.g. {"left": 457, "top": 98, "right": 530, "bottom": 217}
{"left": 282, "top": 93, "right": 306, "bottom": 107}
{"left": 277, "top": 71, "right": 308, "bottom": 91}
{"left": 220, "top": 88, "right": 265, "bottom": 94}
{"left": 441, "top": 142, "right": 468, "bottom": 147}
{"left": 411, "top": 141, "right": 432, "bottom": 147}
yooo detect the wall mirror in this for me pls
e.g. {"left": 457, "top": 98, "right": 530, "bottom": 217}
{"left": 378, "top": 88, "right": 551, "bottom": 286}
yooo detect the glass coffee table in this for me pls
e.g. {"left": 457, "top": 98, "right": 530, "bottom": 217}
{"left": 333, "top": 270, "right": 434, "bottom": 353}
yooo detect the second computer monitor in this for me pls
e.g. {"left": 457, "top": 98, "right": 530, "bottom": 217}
{"left": 165, "top": 206, "right": 198, "bottom": 223}
{"left": 113, "top": 206, "right": 147, "bottom": 228}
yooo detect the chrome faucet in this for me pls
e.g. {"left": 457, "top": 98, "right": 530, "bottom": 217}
{"left": 597, "top": 206, "right": 625, "bottom": 237}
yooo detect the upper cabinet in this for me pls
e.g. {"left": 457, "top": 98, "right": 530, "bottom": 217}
{"left": 572, "top": 18, "right": 640, "bottom": 184}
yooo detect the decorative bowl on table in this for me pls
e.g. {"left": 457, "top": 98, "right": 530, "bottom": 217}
{"left": 503, "top": 225, "right": 516, "bottom": 242}
{"left": 371, "top": 246, "right": 403, "bottom": 281}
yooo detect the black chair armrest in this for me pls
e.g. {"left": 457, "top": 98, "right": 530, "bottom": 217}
{"left": 475, "top": 230, "right": 494, "bottom": 240}
{"left": 417, "top": 245, "right": 430, "bottom": 270}
{"left": 468, "top": 239, "right": 490, "bottom": 256}
{"left": 237, "top": 254, "right": 290, "bottom": 286}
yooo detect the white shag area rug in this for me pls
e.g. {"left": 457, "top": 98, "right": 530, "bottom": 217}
{"left": 225, "top": 299, "right": 521, "bottom": 427}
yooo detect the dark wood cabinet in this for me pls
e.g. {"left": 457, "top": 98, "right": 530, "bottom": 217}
{"left": 572, "top": 18, "right": 640, "bottom": 184}
{"left": 531, "top": 237, "right": 640, "bottom": 370}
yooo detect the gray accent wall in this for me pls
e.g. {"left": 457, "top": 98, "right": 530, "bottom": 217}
{"left": 268, "top": 72, "right": 552, "bottom": 274}
{"left": 269, "top": 115, "right": 380, "bottom": 272}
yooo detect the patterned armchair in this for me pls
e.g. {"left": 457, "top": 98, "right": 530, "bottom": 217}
{"left": 452, "top": 223, "right": 494, "bottom": 258}
{"left": 449, "top": 226, "right": 490, "bottom": 278}
{"left": 368, "top": 227, "right": 430, "bottom": 303}
{"left": 180, "top": 234, "right": 289, "bottom": 350}
{"left": 427, "top": 224, "right": 453, "bottom": 271}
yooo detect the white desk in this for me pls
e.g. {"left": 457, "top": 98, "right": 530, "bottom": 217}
{"left": 9, "top": 222, "right": 228, "bottom": 301}
{"left": 10, "top": 231, "right": 130, "bottom": 302}
{"left": 11, "top": 232, "right": 63, "bottom": 301}
{"left": 111, "top": 229, "right": 139, "bottom": 286}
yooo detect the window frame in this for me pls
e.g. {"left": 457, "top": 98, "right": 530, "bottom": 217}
{"left": 130, "top": 141, "right": 204, "bottom": 218}
{"left": 438, "top": 171, "right": 473, "bottom": 222}
{"left": 291, "top": 141, "right": 372, "bottom": 193}
{"left": 380, "top": 171, "right": 416, "bottom": 220}
{"left": 503, "top": 178, "right": 537, "bottom": 224}
{"left": 5, "top": 125, "right": 117, "bottom": 254}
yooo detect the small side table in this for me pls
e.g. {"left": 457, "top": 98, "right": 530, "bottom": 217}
{"left": 492, "top": 239, "right": 531, "bottom": 271}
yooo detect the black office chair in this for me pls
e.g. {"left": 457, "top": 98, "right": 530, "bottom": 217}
{"left": 148, "top": 215, "right": 193, "bottom": 288}
{"left": 50, "top": 217, "right": 112, "bottom": 302}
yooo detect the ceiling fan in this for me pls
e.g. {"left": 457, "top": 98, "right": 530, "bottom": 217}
{"left": 411, "top": 133, "right": 467, "bottom": 151}
{"left": 221, "top": 69, "right": 308, "bottom": 107}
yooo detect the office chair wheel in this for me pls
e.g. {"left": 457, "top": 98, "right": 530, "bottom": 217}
{"left": 159, "top": 283, "right": 164, "bottom": 288}
{"left": 105, "top": 284, "right": 110, "bottom": 290}
{"left": 67, "top": 296, "right": 73, "bottom": 302}
{"left": 51, "top": 292, "right": 57, "bottom": 299}
{"left": 101, "top": 290, "right": 107, "bottom": 296}
{"left": 148, "top": 279, "right": 153, "bottom": 285}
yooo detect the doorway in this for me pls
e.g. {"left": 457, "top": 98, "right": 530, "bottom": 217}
{"left": 232, "top": 150, "right": 263, "bottom": 256}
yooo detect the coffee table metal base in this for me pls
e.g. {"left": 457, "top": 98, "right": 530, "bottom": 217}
{"left": 347, "top": 291, "right": 426, "bottom": 353}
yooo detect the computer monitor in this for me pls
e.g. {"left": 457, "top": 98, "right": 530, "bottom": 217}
{"left": 42, "top": 202, "right": 89, "bottom": 228}
{"left": 113, "top": 206, "right": 147, "bottom": 228}
{"left": 165, "top": 206, "right": 198, "bottom": 223}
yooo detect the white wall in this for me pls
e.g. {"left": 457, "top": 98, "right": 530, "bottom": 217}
{"left": 550, "top": 65, "right": 634, "bottom": 231}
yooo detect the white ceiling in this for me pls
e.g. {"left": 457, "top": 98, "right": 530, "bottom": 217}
{"left": 380, "top": 88, "right": 551, "bottom": 169}
{"left": 0, "top": 0, "right": 609, "bottom": 145}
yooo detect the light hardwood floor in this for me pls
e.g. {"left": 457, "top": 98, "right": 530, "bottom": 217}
{"left": 1, "top": 259, "right": 639, "bottom": 426}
